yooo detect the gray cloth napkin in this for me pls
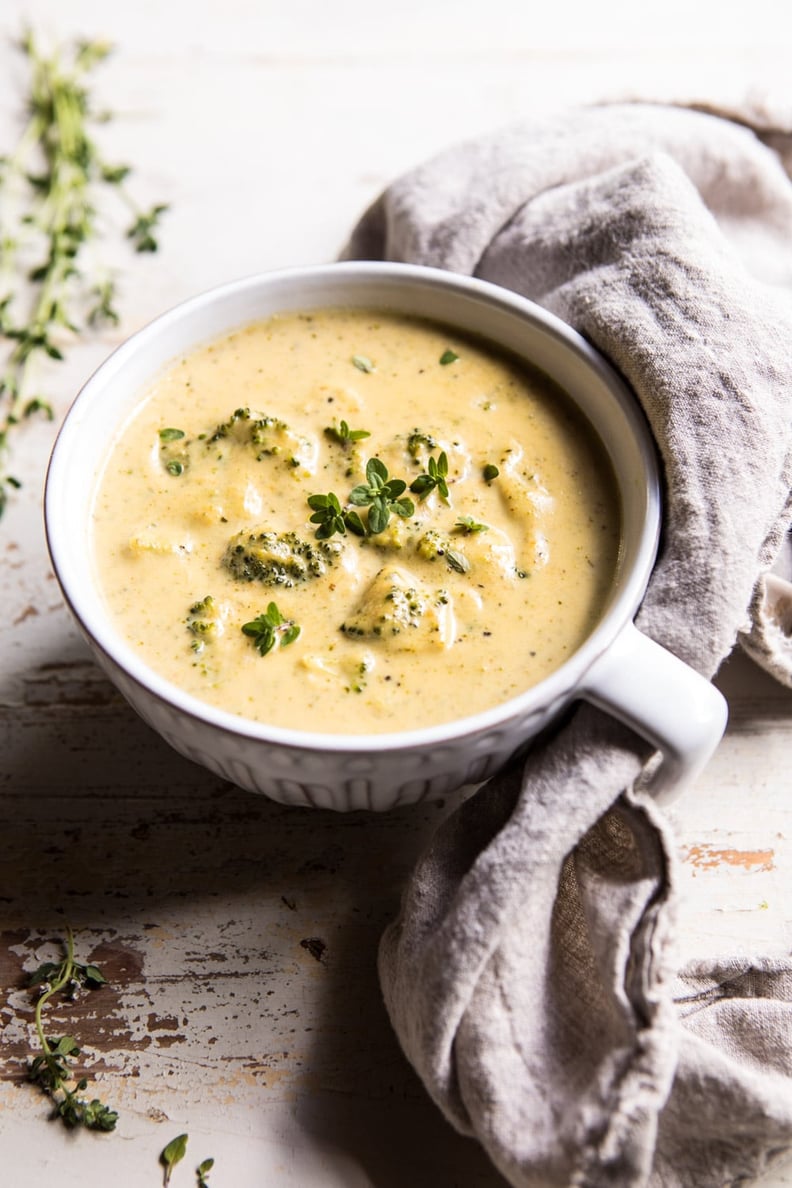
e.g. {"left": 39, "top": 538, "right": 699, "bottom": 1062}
{"left": 343, "top": 104, "right": 792, "bottom": 1187}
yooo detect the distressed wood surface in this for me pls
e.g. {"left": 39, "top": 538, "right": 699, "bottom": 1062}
{"left": 1, "top": 1, "right": 791, "bottom": 1183}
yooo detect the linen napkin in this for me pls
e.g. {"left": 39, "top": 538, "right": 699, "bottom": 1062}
{"left": 343, "top": 103, "right": 792, "bottom": 1187}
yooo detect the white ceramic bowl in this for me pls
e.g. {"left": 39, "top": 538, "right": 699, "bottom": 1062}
{"left": 45, "top": 263, "right": 726, "bottom": 810}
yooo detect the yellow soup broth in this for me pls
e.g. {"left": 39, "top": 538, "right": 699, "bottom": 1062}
{"left": 91, "top": 309, "right": 621, "bottom": 733}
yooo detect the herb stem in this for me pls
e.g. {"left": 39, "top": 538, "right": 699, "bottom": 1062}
{"left": 33, "top": 926, "right": 74, "bottom": 1059}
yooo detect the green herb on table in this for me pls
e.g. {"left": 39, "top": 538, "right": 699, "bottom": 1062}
{"left": 349, "top": 457, "right": 414, "bottom": 535}
{"left": 439, "top": 348, "right": 459, "bottom": 365}
{"left": 410, "top": 450, "right": 449, "bottom": 500}
{"left": 161, "top": 1134, "right": 188, "bottom": 1186}
{"left": 26, "top": 926, "right": 118, "bottom": 1131}
{"left": 0, "top": 30, "right": 169, "bottom": 518}
{"left": 324, "top": 419, "right": 370, "bottom": 447}
{"left": 87, "top": 277, "right": 120, "bottom": 328}
{"left": 241, "top": 602, "right": 301, "bottom": 656}
{"left": 127, "top": 202, "right": 170, "bottom": 253}
{"left": 197, "top": 1157, "right": 215, "bottom": 1187}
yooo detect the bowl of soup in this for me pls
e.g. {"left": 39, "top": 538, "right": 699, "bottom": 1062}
{"left": 45, "top": 262, "right": 726, "bottom": 809}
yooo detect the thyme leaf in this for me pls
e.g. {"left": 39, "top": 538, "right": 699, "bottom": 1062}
{"left": 127, "top": 203, "right": 169, "bottom": 253}
{"left": 197, "top": 1157, "right": 215, "bottom": 1187}
{"left": 455, "top": 515, "right": 489, "bottom": 534}
{"left": 446, "top": 548, "right": 470, "bottom": 574}
{"left": 161, "top": 1134, "right": 188, "bottom": 1186}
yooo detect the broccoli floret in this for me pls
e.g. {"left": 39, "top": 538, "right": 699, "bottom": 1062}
{"left": 185, "top": 594, "right": 223, "bottom": 653}
{"left": 406, "top": 428, "right": 439, "bottom": 459}
{"left": 415, "top": 529, "right": 470, "bottom": 574}
{"left": 207, "top": 407, "right": 315, "bottom": 470}
{"left": 223, "top": 529, "right": 341, "bottom": 587}
{"left": 359, "top": 516, "right": 415, "bottom": 552}
{"left": 340, "top": 565, "right": 454, "bottom": 651}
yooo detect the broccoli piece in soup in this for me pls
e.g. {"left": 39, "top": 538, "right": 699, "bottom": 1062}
{"left": 186, "top": 594, "right": 223, "bottom": 653}
{"left": 223, "top": 529, "right": 341, "bottom": 587}
{"left": 340, "top": 565, "right": 454, "bottom": 651}
{"left": 415, "top": 529, "right": 470, "bottom": 574}
{"left": 406, "top": 428, "right": 440, "bottom": 459}
{"left": 207, "top": 407, "right": 317, "bottom": 472}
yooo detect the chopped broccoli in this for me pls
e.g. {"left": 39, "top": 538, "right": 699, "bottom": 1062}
{"left": 415, "top": 529, "right": 470, "bottom": 574}
{"left": 406, "top": 428, "right": 439, "bottom": 459}
{"left": 222, "top": 529, "right": 341, "bottom": 587}
{"left": 186, "top": 594, "right": 223, "bottom": 653}
{"left": 206, "top": 407, "right": 315, "bottom": 469}
{"left": 360, "top": 516, "right": 414, "bottom": 552}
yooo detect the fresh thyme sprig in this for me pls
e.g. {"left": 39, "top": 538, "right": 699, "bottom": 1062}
{"left": 455, "top": 514, "right": 489, "bottom": 534}
{"left": 349, "top": 457, "right": 414, "bottom": 534}
{"left": 241, "top": 602, "right": 301, "bottom": 656}
{"left": 307, "top": 491, "right": 366, "bottom": 539}
{"left": 0, "top": 30, "right": 169, "bottom": 517}
{"left": 308, "top": 458, "right": 415, "bottom": 539}
{"left": 410, "top": 450, "right": 449, "bottom": 500}
{"left": 324, "top": 419, "right": 370, "bottom": 447}
{"left": 26, "top": 926, "right": 118, "bottom": 1131}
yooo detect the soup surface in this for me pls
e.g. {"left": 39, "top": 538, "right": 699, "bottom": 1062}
{"left": 91, "top": 308, "right": 621, "bottom": 733}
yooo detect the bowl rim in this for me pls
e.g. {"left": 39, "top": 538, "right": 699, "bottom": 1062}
{"left": 45, "top": 260, "right": 661, "bottom": 754}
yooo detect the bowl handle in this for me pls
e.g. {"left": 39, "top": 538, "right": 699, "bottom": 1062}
{"left": 579, "top": 621, "right": 728, "bottom": 804}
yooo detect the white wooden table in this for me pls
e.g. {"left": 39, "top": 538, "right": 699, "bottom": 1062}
{"left": 1, "top": 2, "right": 790, "bottom": 1184}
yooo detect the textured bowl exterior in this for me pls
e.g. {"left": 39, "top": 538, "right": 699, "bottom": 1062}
{"left": 88, "top": 635, "right": 570, "bottom": 810}
{"left": 46, "top": 263, "right": 661, "bottom": 810}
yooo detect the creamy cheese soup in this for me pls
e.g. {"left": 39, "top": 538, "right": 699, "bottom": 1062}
{"left": 91, "top": 309, "right": 621, "bottom": 733}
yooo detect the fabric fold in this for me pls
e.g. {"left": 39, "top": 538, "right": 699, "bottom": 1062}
{"left": 345, "top": 103, "right": 792, "bottom": 1187}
